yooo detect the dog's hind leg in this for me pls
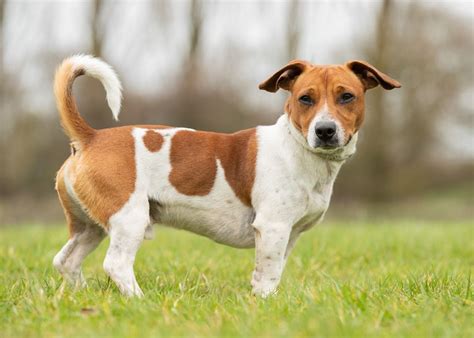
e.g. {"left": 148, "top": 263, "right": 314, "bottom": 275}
{"left": 53, "top": 223, "right": 105, "bottom": 287}
{"left": 103, "top": 195, "right": 149, "bottom": 297}
{"left": 53, "top": 164, "right": 106, "bottom": 287}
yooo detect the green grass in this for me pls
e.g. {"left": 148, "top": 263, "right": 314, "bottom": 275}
{"left": 0, "top": 221, "right": 473, "bottom": 338}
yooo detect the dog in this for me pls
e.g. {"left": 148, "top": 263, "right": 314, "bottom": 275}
{"left": 52, "top": 55, "right": 400, "bottom": 297}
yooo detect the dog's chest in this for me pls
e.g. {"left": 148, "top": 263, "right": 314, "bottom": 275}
{"left": 253, "top": 123, "right": 341, "bottom": 233}
{"left": 294, "top": 181, "right": 334, "bottom": 232}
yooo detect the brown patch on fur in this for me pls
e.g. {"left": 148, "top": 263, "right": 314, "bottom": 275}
{"left": 64, "top": 127, "right": 137, "bottom": 226}
{"left": 143, "top": 130, "right": 164, "bottom": 152}
{"left": 219, "top": 129, "right": 257, "bottom": 207}
{"left": 169, "top": 131, "right": 217, "bottom": 196}
{"left": 169, "top": 129, "right": 257, "bottom": 207}
{"left": 259, "top": 60, "right": 400, "bottom": 142}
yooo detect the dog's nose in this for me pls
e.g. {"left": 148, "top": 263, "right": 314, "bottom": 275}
{"left": 315, "top": 121, "right": 337, "bottom": 142}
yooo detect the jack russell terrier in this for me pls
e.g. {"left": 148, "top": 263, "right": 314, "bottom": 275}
{"left": 52, "top": 55, "right": 400, "bottom": 297}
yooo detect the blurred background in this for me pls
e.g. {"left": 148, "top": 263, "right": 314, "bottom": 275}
{"left": 0, "top": 0, "right": 472, "bottom": 225}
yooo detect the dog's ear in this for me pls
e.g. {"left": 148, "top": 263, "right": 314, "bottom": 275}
{"left": 259, "top": 60, "right": 309, "bottom": 93}
{"left": 346, "top": 60, "right": 401, "bottom": 91}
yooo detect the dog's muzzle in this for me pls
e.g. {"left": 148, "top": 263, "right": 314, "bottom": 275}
{"left": 314, "top": 121, "right": 339, "bottom": 148}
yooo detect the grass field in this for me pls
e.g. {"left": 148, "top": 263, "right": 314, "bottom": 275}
{"left": 0, "top": 221, "right": 473, "bottom": 338}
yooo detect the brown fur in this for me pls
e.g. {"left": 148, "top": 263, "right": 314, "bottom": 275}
{"left": 54, "top": 61, "right": 95, "bottom": 147}
{"left": 64, "top": 127, "right": 137, "bottom": 227}
{"left": 287, "top": 65, "right": 367, "bottom": 140}
{"left": 143, "top": 130, "right": 164, "bottom": 152}
{"left": 169, "top": 129, "right": 257, "bottom": 207}
{"left": 259, "top": 60, "right": 401, "bottom": 143}
{"left": 56, "top": 163, "right": 86, "bottom": 237}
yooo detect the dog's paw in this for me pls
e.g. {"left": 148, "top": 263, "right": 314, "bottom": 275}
{"left": 251, "top": 281, "right": 278, "bottom": 298}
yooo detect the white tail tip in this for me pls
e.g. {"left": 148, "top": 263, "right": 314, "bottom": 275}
{"left": 68, "top": 54, "right": 123, "bottom": 120}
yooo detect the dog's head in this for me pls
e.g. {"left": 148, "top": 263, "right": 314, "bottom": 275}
{"left": 259, "top": 60, "right": 401, "bottom": 149}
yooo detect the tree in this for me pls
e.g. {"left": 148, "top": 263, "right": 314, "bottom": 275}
{"left": 363, "top": 0, "right": 393, "bottom": 201}
{"left": 286, "top": 0, "right": 301, "bottom": 61}
{"left": 336, "top": 0, "right": 474, "bottom": 202}
{"left": 75, "top": 0, "right": 111, "bottom": 131}
{"left": 91, "top": 0, "right": 104, "bottom": 58}
{"left": 0, "top": 0, "right": 6, "bottom": 119}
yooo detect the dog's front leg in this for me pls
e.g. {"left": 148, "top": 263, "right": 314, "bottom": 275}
{"left": 251, "top": 221, "right": 292, "bottom": 298}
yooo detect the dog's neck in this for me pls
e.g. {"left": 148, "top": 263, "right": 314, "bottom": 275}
{"left": 279, "top": 113, "right": 358, "bottom": 162}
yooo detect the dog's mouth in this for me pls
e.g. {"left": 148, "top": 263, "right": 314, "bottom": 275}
{"left": 311, "top": 134, "right": 356, "bottom": 161}
{"left": 315, "top": 143, "right": 339, "bottom": 150}
{"left": 313, "top": 134, "right": 352, "bottom": 150}
{"left": 313, "top": 145, "right": 344, "bottom": 154}
{"left": 312, "top": 145, "right": 347, "bottom": 161}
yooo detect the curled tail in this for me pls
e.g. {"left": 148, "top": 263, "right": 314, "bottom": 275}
{"left": 54, "top": 54, "right": 122, "bottom": 146}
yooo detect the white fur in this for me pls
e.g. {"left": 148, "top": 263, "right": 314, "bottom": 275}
{"left": 69, "top": 54, "right": 122, "bottom": 120}
{"left": 249, "top": 115, "right": 347, "bottom": 296}
{"left": 288, "top": 110, "right": 358, "bottom": 162}
{"left": 102, "top": 128, "right": 150, "bottom": 297}
{"left": 53, "top": 225, "right": 105, "bottom": 287}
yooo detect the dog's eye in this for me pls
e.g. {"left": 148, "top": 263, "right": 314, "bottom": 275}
{"left": 339, "top": 92, "right": 355, "bottom": 104}
{"left": 298, "top": 95, "right": 314, "bottom": 106}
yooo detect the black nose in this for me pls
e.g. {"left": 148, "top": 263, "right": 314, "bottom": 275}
{"left": 315, "top": 121, "right": 337, "bottom": 142}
